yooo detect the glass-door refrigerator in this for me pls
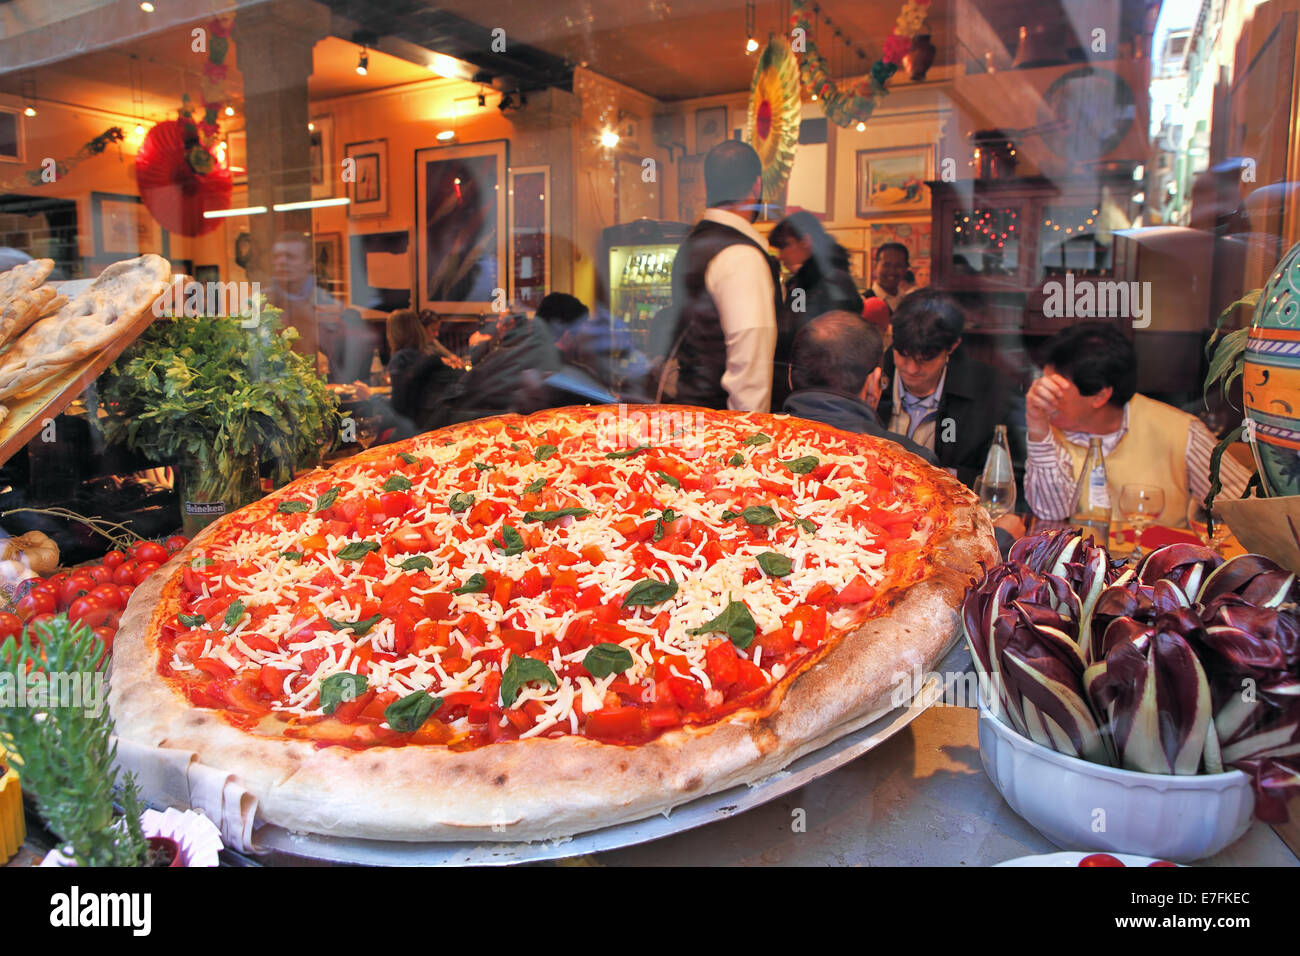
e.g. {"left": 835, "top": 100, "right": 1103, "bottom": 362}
{"left": 601, "top": 219, "right": 690, "bottom": 349}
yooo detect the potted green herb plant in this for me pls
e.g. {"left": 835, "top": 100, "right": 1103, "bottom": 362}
{"left": 99, "top": 302, "right": 339, "bottom": 536}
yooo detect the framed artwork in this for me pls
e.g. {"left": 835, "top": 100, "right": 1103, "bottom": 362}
{"left": 349, "top": 230, "right": 411, "bottom": 313}
{"left": 847, "top": 250, "right": 866, "bottom": 284}
{"left": 344, "top": 138, "right": 388, "bottom": 218}
{"left": 313, "top": 232, "right": 345, "bottom": 299}
{"left": 226, "top": 129, "right": 247, "bottom": 186}
{"left": 695, "top": 107, "right": 727, "bottom": 154}
{"left": 0, "top": 108, "right": 23, "bottom": 163}
{"left": 90, "top": 192, "right": 169, "bottom": 259}
{"left": 414, "top": 139, "right": 507, "bottom": 311}
{"left": 194, "top": 264, "right": 220, "bottom": 284}
{"left": 309, "top": 115, "right": 335, "bottom": 199}
{"left": 508, "top": 165, "right": 550, "bottom": 309}
{"left": 856, "top": 146, "right": 934, "bottom": 218}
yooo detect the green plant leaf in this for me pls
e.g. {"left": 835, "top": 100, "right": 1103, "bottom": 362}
{"left": 523, "top": 507, "right": 591, "bottom": 522}
{"left": 385, "top": 691, "right": 441, "bottom": 732}
{"left": 452, "top": 572, "right": 486, "bottom": 594}
{"left": 178, "top": 612, "right": 205, "bottom": 628}
{"left": 740, "top": 505, "right": 780, "bottom": 526}
{"left": 582, "top": 642, "right": 634, "bottom": 678}
{"left": 336, "top": 541, "right": 380, "bottom": 561}
{"left": 741, "top": 433, "right": 771, "bottom": 446}
{"left": 523, "top": 477, "right": 547, "bottom": 495}
{"left": 493, "top": 525, "right": 526, "bottom": 556}
{"left": 500, "top": 655, "right": 558, "bottom": 706}
{"left": 688, "top": 600, "right": 756, "bottom": 649}
{"left": 393, "top": 555, "right": 433, "bottom": 572}
{"left": 655, "top": 470, "right": 680, "bottom": 488}
{"left": 398, "top": 452, "right": 419, "bottom": 465}
{"left": 605, "top": 444, "right": 650, "bottom": 459}
{"left": 382, "top": 475, "right": 412, "bottom": 492}
{"left": 757, "top": 551, "right": 793, "bottom": 577}
{"left": 778, "top": 456, "right": 819, "bottom": 475}
{"left": 223, "top": 600, "right": 246, "bottom": 629}
{"left": 534, "top": 444, "right": 559, "bottom": 461}
{"left": 326, "top": 613, "right": 382, "bottom": 636}
{"left": 319, "top": 672, "right": 368, "bottom": 715}
{"left": 313, "top": 487, "right": 339, "bottom": 512}
{"left": 277, "top": 500, "right": 308, "bottom": 514}
{"left": 622, "top": 578, "right": 678, "bottom": 607}
{"left": 449, "top": 492, "right": 475, "bottom": 513}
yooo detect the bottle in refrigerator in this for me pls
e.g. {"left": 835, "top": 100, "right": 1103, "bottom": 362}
{"left": 1070, "top": 436, "right": 1111, "bottom": 545}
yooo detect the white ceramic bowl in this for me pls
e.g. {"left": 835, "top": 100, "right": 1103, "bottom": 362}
{"left": 977, "top": 700, "right": 1254, "bottom": 862}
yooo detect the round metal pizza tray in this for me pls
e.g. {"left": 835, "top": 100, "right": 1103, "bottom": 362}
{"left": 251, "top": 638, "right": 969, "bottom": 866}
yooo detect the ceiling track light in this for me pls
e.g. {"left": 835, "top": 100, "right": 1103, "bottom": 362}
{"left": 356, "top": 47, "right": 369, "bottom": 76}
{"left": 744, "top": 0, "right": 757, "bottom": 54}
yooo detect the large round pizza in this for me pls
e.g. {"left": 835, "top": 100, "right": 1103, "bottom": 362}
{"left": 111, "top": 406, "right": 997, "bottom": 842}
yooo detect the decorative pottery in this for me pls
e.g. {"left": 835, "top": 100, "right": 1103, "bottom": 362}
{"left": 904, "top": 34, "right": 936, "bottom": 81}
{"left": 1244, "top": 239, "right": 1300, "bottom": 496}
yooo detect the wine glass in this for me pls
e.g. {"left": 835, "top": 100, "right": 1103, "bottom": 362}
{"left": 1188, "top": 498, "right": 1232, "bottom": 552}
{"left": 974, "top": 475, "right": 1016, "bottom": 519}
{"left": 1119, "top": 484, "right": 1165, "bottom": 558}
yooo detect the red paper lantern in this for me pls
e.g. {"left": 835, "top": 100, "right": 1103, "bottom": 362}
{"left": 134, "top": 119, "right": 232, "bottom": 238}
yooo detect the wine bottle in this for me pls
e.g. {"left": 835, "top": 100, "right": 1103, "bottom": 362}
{"left": 1070, "top": 436, "right": 1111, "bottom": 545}
{"left": 977, "top": 424, "right": 1016, "bottom": 518}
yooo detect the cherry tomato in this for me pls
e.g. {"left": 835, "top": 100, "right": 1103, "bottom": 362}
{"left": 69, "top": 596, "right": 114, "bottom": 628}
{"left": 102, "top": 550, "right": 126, "bottom": 569}
{"left": 118, "top": 583, "right": 135, "bottom": 603}
{"left": 12, "top": 578, "right": 43, "bottom": 602}
{"left": 1147, "top": 860, "right": 1178, "bottom": 867}
{"left": 89, "top": 583, "right": 125, "bottom": 610}
{"left": 133, "top": 541, "right": 169, "bottom": 565}
{"left": 0, "top": 612, "right": 21, "bottom": 640}
{"left": 17, "top": 588, "right": 56, "bottom": 621}
{"left": 133, "top": 561, "right": 161, "bottom": 585}
{"left": 113, "top": 561, "right": 138, "bottom": 587}
{"left": 87, "top": 564, "right": 114, "bottom": 585}
{"left": 380, "top": 491, "right": 411, "bottom": 519}
{"left": 61, "top": 573, "right": 96, "bottom": 608}
{"left": 164, "top": 535, "right": 189, "bottom": 552}
{"left": 1077, "top": 854, "right": 1126, "bottom": 867}
{"left": 92, "top": 626, "right": 116, "bottom": 652}
{"left": 26, "top": 612, "right": 55, "bottom": 630}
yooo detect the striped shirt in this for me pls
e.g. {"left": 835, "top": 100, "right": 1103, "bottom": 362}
{"left": 1025, "top": 403, "right": 1253, "bottom": 520}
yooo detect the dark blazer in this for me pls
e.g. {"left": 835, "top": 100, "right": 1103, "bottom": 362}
{"left": 782, "top": 388, "right": 938, "bottom": 465}
{"left": 876, "top": 347, "right": 1020, "bottom": 488}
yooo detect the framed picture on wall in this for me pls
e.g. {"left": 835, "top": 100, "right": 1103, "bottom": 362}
{"left": 309, "top": 115, "right": 335, "bottom": 199}
{"left": 314, "top": 232, "right": 345, "bottom": 300}
{"left": 90, "top": 192, "right": 169, "bottom": 259}
{"left": 414, "top": 140, "right": 507, "bottom": 311}
{"left": 856, "top": 146, "right": 934, "bottom": 218}
{"left": 345, "top": 138, "right": 388, "bottom": 218}
{"left": 695, "top": 106, "right": 727, "bottom": 153}
{"left": 349, "top": 230, "right": 411, "bottom": 312}
{"left": 0, "top": 108, "right": 23, "bottom": 163}
{"left": 508, "top": 165, "right": 550, "bottom": 309}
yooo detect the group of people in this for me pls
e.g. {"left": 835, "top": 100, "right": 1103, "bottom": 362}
{"left": 268, "top": 139, "right": 1251, "bottom": 538}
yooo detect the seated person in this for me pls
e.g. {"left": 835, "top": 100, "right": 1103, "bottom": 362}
{"left": 784, "top": 311, "right": 1023, "bottom": 553}
{"left": 877, "top": 290, "right": 1018, "bottom": 488}
{"left": 385, "top": 309, "right": 433, "bottom": 398}
{"left": 1025, "top": 322, "right": 1252, "bottom": 526}
{"left": 782, "top": 311, "right": 936, "bottom": 464}
{"left": 538, "top": 293, "right": 650, "bottom": 397}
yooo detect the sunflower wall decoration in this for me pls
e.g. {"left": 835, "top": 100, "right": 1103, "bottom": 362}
{"left": 747, "top": 36, "right": 802, "bottom": 203}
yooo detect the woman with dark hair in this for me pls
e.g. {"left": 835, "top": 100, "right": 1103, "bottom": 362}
{"left": 769, "top": 211, "right": 865, "bottom": 327}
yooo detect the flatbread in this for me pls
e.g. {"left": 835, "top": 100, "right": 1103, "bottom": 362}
{"left": 0, "top": 285, "right": 59, "bottom": 349}
{"left": 0, "top": 254, "right": 169, "bottom": 400}
{"left": 0, "top": 259, "right": 53, "bottom": 312}
{"left": 111, "top": 406, "right": 998, "bottom": 843}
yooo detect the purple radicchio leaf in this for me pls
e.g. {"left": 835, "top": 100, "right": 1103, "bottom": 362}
{"left": 1197, "top": 553, "right": 1299, "bottom": 609}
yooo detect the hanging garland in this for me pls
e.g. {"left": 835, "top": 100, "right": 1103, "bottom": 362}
{"left": 0, "top": 127, "right": 125, "bottom": 190}
{"left": 791, "top": 0, "right": 930, "bottom": 128}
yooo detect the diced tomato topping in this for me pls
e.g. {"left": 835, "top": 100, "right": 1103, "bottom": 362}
{"left": 194, "top": 657, "right": 234, "bottom": 681}
{"left": 584, "top": 706, "right": 646, "bottom": 740}
{"left": 837, "top": 575, "right": 876, "bottom": 605}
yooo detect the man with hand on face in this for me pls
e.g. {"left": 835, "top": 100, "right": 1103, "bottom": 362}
{"left": 662, "top": 140, "right": 780, "bottom": 412}
{"left": 877, "top": 289, "right": 1016, "bottom": 488}
{"left": 1025, "top": 322, "right": 1251, "bottom": 526}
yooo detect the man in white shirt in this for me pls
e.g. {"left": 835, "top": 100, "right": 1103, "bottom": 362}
{"left": 1025, "top": 322, "right": 1252, "bottom": 525}
{"left": 864, "top": 242, "right": 910, "bottom": 315}
{"left": 663, "top": 141, "right": 779, "bottom": 411}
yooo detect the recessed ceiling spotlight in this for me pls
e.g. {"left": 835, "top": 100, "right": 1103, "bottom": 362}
{"left": 23, "top": 105, "right": 36, "bottom": 117}
{"left": 140, "top": 1, "right": 155, "bottom": 11}
{"left": 437, "top": 130, "right": 455, "bottom": 141}
{"left": 225, "top": 105, "right": 234, "bottom": 117}
{"left": 746, "top": 37, "right": 759, "bottom": 53}
{"left": 600, "top": 129, "right": 620, "bottom": 149}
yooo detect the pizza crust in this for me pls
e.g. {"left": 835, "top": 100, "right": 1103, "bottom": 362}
{"left": 110, "top": 406, "right": 997, "bottom": 842}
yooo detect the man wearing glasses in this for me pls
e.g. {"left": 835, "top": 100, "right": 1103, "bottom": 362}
{"left": 877, "top": 289, "right": 1018, "bottom": 489}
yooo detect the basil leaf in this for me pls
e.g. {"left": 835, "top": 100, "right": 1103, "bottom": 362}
{"left": 523, "top": 507, "right": 591, "bottom": 523}
{"left": 313, "top": 487, "right": 339, "bottom": 512}
{"left": 385, "top": 690, "right": 442, "bottom": 733}
{"left": 493, "top": 524, "right": 526, "bottom": 556}
{"left": 655, "top": 470, "right": 680, "bottom": 489}
{"left": 393, "top": 554, "right": 433, "bottom": 572}
{"left": 688, "top": 600, "right": 757, "bottom": 649}
{"left": 605, "top": 444, "right": 650, "bottom": 459}
{"left": 223, "top": 600, "right": 245, "bottom": 629}
{"left": 336, "top": 540, "right": 380, "bottom": 561}
{"left": 741, "top": 433, "right": 771, "bottom": 446}
{"left": 741, "top": 505, "right": 780, "bottom": 526}
{"left": 622, "top": 578, "right": 678, "bottom": 608}
{"left": 523, "top": 477, "right": 547, "bottom": 495}
{"left": 281, "top": 550, "right": 304, "bottom": 561}
{"left": 178, "top": 613, "right": 205, "bottom": 628}
{"left": 473, "top": 461, "right": 496, "bottom": 471}
{"left": 382, "top": 475, "right": 412, "bottom": 492}
{"left": 500, "top": 655, "right": 558, "bottom": 707}
{"left": 796, "top": 518, "right": 817, "bottom": 534}
{"left": 728, "top": 452, "right": 744, "bottom": 466}
{"left": 327, "top": 613, "right": 382, "bottom": 636}
{"left": 277, "top": 500, "right": 308, "bottom": 514}
{"left": 778, "top": 455, "right": 819, "bottom": 475}
{"left": 319, "top": 672, "right": 368, "bottom": 715}
{"left": 509, "top": 442, "right": 522, "bottom": 450}
{"left": 398, "top": 452, "right": 420, "bottom": 465}
{"left": 720, "top": 509, "right": 740, "bottom": 521}
{"left": 449, "top": 492, "right": 475, "bottom": 512}
{"left": 652, "top": 508, "right": 678, "bottom": 543}
{"left": 583, "top": 642, "right": 634, "bottom": 678}
{"left": 534, "top": 444, "right": 559, "bottom": 462}
{"left": 452, "top": 572, "right": 486, "bottom": 594}
{"left": 190, "top": 556, "right": 214, "bottom": 568}
{"left": 757, "top": 551, "right": 794, "bottom": 577}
